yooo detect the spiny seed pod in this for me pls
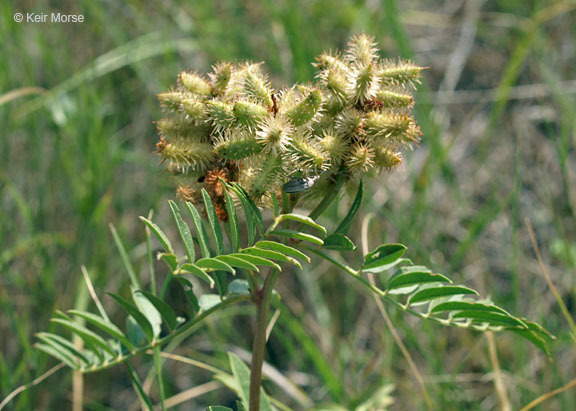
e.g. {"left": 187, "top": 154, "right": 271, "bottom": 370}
{"left": 346, "top": 144, "right": 375, "bottom": 174}
{"left": 246, "top": 155, "right": 284, "bottom": 199}
{"left": 285, "top": 89, "right": 323, "bottom": 127}
{"left": 156, "top": 117, "right": 209, "bottom": 141}
{"left": 350, "top": 63, "right": 380, "bottom": 104}
{"left": 288, "top": 135, "right": 330, "bottom": 174}
{"left": 205, "top": 101, "right": 235, "bottom": 131}
{"left": 214, "top": 131, "right": 262, "bottom": 160}
{"left": 313, "top": 52, "right": 347, "bottom": 72}
{"left": 155, "top": 33, "right": 424, "bottom": 216}
{"left": 256, "top": 116, "right": 293, "bottom": 154}
{"left": 233, "top": 101, "right": 268, "bottom": 130}
{"left": 380, "top": 59, "right": 424, "bottom": 88}
{"left": 243, "top": 71, "right": 274, "bottom": 108}
{"left": 319, "top": 129, "right": 348, "bottom": 162}
{"left": 179, "top": 71, "right": 212, "bottom": 95}
{"left": 158, "top": 91, "right": 187, "bottom": 111}
{"left": 365, "top": 112, "right": 421, "bottom": 146}
{"left": 320, "top": 68, "right": 348, "bottom": 102}
{"left": 374, "top": 147, "right": 403, "bottom": 170}
{"left": 374, "top": 90, "right": 414, "bottom": 109}
{"left": 210, "top": 63, "right": 232, "bottom": 94}
{"left": 346, "top": 34, "right": 379, "bottom": 66}
{"left": 156, "top": 137, "right": 214, "bottom": 171}
{"left": 181, "top": 98, "right": 207, "bottom": 121}
{"left": 335, "top": 108, "right": 364, "bottom": 137}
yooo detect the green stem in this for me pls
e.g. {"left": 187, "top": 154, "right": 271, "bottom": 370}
{"left": 249, "top": 269, "right": 280, "bottom": 411}
{"left": 308, "top": 170, "right": 348, "bottom": 220}
{"left": 248, "top": 170, "right": 346, "bottom": 409}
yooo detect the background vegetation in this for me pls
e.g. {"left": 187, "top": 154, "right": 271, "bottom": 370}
{"left": 1, "top": 0, "right": 575, "bottom": 409}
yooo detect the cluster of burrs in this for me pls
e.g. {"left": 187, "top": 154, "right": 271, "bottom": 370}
{"left": 156, "top": 34, "right": 423, "bottom": 218}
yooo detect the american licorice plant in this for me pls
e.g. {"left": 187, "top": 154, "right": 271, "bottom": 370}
{"left": 36, "top": 35, "right": 553, "bottom": 410}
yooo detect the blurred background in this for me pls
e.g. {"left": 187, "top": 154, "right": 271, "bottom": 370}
{"left": 1, "top": 0, "right": 575, "bottom": 409}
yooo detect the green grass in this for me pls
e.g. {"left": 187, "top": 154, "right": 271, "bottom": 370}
{"left": 2, "top": 0, "right": 576, "bottom": 409}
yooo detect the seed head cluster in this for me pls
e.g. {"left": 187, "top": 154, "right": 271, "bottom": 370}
{"left": 156, "top": 34, "right": 423, "bottom": 209}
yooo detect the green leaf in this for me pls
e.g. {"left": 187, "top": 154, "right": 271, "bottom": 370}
{"left": 451, "top": 311, "right": 527, "bottom": 328}
{"left": 241, "top": 247, "right": 301, "bottom": 268}
{"left": 67, "top": 310, "right": 134, "bottom": 351}
{"left": 202, "top": 189, "right": 224, "bottom": 254}
{"left": 133, "top": 289, "right": 162, "bottom": 338}
{"left": 275, "top": 213, "right": 327, "bottom": 237}
{"left": 215, "top": 255, "right": 260, "bottom": 272}
{"left": 363, "top": 244, "right": 407, "bottom": 273}
{"left": 207, "top": 407, "right": 234, "bottom": 411}
{"left": 269, "top": 229, "right": 324, "bottom": 245}
{"left": 135, "top": 290, "right": 179, "bottom": 331}
{"left": 510, "top": 329, "right": 551, "bottom": 357}
{"left": 523, "top": 319, "right": 556, "bottom": 341}
{"left": 430, "top": 301, "right": 508, "bottom": 315}
{"left": 168, "top": 200, "right": 195, "bottom": 262}
{"left": 198, "top": 294, "right": 222, "bottom": 312}
{"left": 159, "top": 253, "right": 178, "bottom": 272}
{"left": 228, "top": 279, "right": 251, "bottom": 296}
{"left": 185, "top": 202, "right": 212, "bottom": 258}
{"left": 334, "top": 180, "right": 363, "bottom": 235}
{"left": 255, "top": 240, "right": 311, "bottom": 263}
{"left": 213, "top": 271, "right": 229, "bottom": 297}
{"left": 229, "top": 253, "right": 281, "bottom": 271}
{"left": 36, "top": 332, "right": 90, "bottom": 365}
{"left": 226, "top": 184, "right": 256, "bottom": 245}
{"left": 230, "top": 183, "right": 263, "bottom": 234}
{"left": 139, "top": 216, "right": 174, "bottom": 254}
{"left": 50, "top": 318, "right": 116, "bottom": 359}
{"left": 196, "top": 257, "right": 235, "bottom": 274}
{"left": 126, "top": 316, "right": 146, "bottom": 347}
{"left": 178, "top": 263, "right": 216, "bottom": 287}
{"left": 323, "top": 233, "right": 357, "bottom": 251}
{"left": 386, "top": 271, "right": 451, "bottom": 291}
{"left": 399, "top": 265, "right": 429, "bottom": 274}
{"left": 108, "top": 293, "right": 154, "bottom": 342}
{"left": 409, "top": 286, "right": 478, "bottom": 305}
{"left": 224, "top": 187, "right": 240, "bottom": 252}
{"left": 36, "top": 343, "right": 79, "bottom": 369}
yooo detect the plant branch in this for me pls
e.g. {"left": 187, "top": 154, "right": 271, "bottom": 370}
{"left": 361, "top": 214, "right": 433, "bottom": 411}
{"left": 308, "top": 170, "right": 348, "bottom": 220}
{"left": 75, "top": 294, "right": 250, "bottom": 373}
{"left": 249, "top": 268, "right": 280, "bottom": 411}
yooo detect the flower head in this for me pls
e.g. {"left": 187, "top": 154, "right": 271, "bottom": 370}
{"left": 156, "top": 34, "right": 424, "bottom": 216}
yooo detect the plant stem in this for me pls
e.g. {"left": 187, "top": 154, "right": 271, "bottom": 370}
{"left": 248, "top": 170, "right": 346, "bottom": 409}
{"left": 249, "top": 268, "right": 280, "bottom": 411}
{"left": 308, "top": 170, "right": 348, "bottom": 220}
